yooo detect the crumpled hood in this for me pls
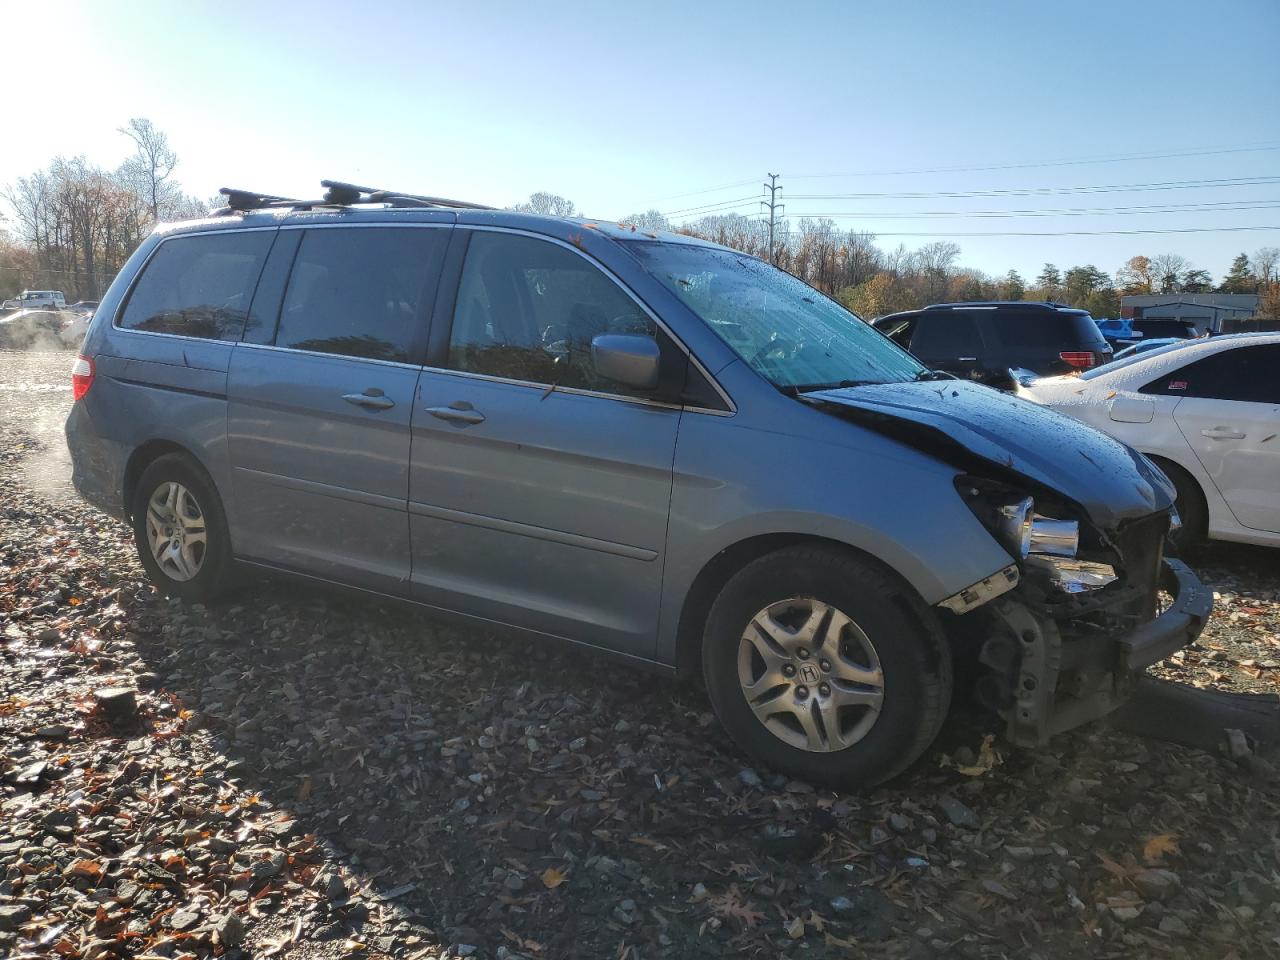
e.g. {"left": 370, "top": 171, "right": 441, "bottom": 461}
{"left": 806, "top": 380, "right": 1174, "bottom": 528}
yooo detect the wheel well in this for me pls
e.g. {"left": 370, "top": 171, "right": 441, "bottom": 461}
{"left": 674, "top": 533, "right": 924, "bottom": 680}
{"left": 122, "top": 440, "right": 198, "bottom": 521}
{"left": 1144, "top": 454, "right": 1206, "bottom": 515}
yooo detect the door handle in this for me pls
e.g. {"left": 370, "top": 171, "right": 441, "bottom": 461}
{"left": 957, "top": 357, "right": 978, "bottom": 362}
{"left": 1200, "top": 427, "right": 1245, "bottom": 440}
{"left": 342, "top": 389, "right": 395, "bottom": 411}
{"left": 426, "top": 401, "right": 486, "bottom": 425}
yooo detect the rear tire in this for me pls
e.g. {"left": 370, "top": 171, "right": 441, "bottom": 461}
{"left": 130, "top": 454, "right": 233, "bottom": 603}
{"left": 702, "top": 546, "right": 952, "bottom": 789}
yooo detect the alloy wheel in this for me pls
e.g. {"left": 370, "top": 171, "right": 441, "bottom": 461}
{"left": 737, "top": 597, "right": 885, "bottom": 752}
{"left": 144, "top": 481, "right": 207, "bottom": 582}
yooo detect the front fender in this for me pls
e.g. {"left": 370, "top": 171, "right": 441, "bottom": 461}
{"left": 656, "top": 412, "right": 1014, "bottom": 664}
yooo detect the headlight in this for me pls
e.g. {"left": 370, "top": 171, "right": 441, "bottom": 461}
{"left": 1029, "top": 517, "right": 1078, "bottom": 557}
{"left": 997, "top": 498, "right": 1034, "bottom": 559}
{"left": 956, "top": 478, "right": 1078, "bottom": 561}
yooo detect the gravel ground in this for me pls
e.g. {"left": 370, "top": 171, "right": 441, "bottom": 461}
{"left": 2, "top": 348, "right": 1278, "bottom": 960}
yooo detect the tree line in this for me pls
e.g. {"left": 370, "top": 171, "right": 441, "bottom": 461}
{"left": 4, "top": 155, "right": 1276, "bottom": 321}
{"left": 0, "top": 119, "right": 207, "bottom": 300}
{"left": 519, "top": 192, "right": 1280, "bottom": 321}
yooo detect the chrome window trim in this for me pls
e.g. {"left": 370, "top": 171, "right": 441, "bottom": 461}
{"left": 107, "top": 221, "right": 736, "bottom": 416}
{"left": 234, "top": 339, "right": 423, "bottom": 372}
{"left": 111, "top": 225, "right": 281, "bottom": 338}
{"left": 451, "top": 225, "right": 737, "bottom": 416}
{"left": 418, "top": 363, "right": 686, "bottom": 413}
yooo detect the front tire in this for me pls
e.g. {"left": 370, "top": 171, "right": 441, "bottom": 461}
{"left": 130, "top": 454, "right": 233, "bottom": 603}
{"left": 1151, "top": 456, "right": 1208, "bottom": 552}
{"left": 703, "top": 546, "right": 952, "bottom": 789}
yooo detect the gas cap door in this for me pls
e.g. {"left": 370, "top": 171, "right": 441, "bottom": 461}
{"left": 1109, "top": 394, "right": 1155, "bottom": 423}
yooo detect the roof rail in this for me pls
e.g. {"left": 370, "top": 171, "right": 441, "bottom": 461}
{"left": 217, "top": 187, "right": 301, "bottom": 212}
{"left": 213, "top": 181, "right": 495, "bottom": 216}
{"left": 320, "top": 180, "right": 494, "bottom": 210}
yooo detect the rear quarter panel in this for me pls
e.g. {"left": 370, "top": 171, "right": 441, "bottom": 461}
{"left": 67, "top": 225, "right": 262, "bottom": 523}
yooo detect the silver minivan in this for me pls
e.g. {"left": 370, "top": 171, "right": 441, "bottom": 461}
{"left": 65, "top": 183, "right": 1211, "bottom": 786}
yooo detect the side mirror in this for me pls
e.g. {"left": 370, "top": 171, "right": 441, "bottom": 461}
{"left": 591, "top": 333, "right": 660, "bottom": 390}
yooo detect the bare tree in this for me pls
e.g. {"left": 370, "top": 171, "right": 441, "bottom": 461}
{"left": 618, "top": 209, "right": 672, "bottom": 233}
{"left": 1254, "top": 247, "right": 1280, "bottom": 285}
{"left": 118, "top": 118, "right": 179, "bottom": 221}
{"left": 1149, "top": 252, "right": 1191, "bottom": 293}
{"left": 510, "top": 192, "right": 577, "bottom": 217}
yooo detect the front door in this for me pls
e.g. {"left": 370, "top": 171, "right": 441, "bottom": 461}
{"left": 407, "top": 230, "right": 683, "bottom": 657}
{"left": 227, "top": 224, "right": 450, "bottom": 589}
{"left": 1166, "top": 343, "right": 1280, "bottom": 534}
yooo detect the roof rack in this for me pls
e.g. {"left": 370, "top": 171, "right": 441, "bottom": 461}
{"left": 320, "top": 180, "right": 494, "bottom": 210}
{"left": 213, "top": 181, "right": 494, "bottom": 216}
{"left": 218, "top": 187, "right": 301, "bottom": 211}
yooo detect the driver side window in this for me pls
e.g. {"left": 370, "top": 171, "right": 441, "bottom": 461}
{"left": 448, "top": 232, "right": 659, "bottom": 397}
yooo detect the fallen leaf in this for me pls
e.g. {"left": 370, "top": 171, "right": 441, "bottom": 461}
{"left": 956, "top": 734, "right": 1001, "bottom": 777}
{"left": 540, "top": 866, "right": 567, "bottom": 889}
{"left": 1143, "top": 833, "right": 1180, "bottom": 863}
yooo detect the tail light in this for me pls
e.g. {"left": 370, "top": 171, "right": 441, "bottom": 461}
{"left": 1059, "top": 351, "right": 1097, "bottom": 370}
{"left": 71, "top": 355, "right": 95, "bottom": 400}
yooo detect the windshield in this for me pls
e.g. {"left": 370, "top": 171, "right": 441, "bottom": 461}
{"left": 624, "top": 240, "right": 926, "bottom": 390}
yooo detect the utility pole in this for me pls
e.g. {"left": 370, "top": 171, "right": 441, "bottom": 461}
{"left": 761, "top": 173, "right": 783, "bottom": 263}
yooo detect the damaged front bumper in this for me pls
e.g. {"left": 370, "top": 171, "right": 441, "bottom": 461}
{"left": 981, "top": 558, "right": 1212, "bottom": 746}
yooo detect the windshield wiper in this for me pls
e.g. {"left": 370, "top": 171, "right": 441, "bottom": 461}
{"left": 913, "top": 369, "right": 953, "bottom": 382}
{"left": 785, "top": 379, "right": 877, "bottom": 394}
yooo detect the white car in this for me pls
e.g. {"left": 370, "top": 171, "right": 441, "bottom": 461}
{"left": 1018, "top": 333, "right": 1280, "bottom": 548}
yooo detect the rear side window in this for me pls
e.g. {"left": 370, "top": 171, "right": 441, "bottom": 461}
{"left": 275, "top": 227, "right": 447, "bottom": 362}
{"left": 448, "top": 232, "right": 662, "bottom": 397}
{"left": 1140, "top": 344, "right": 1280, "bottom": 403}
{"left": 910, "top": 313, "right": 981, "bottom": 358}
{"left": 119, "top": 231, "right": 273, "bottom": 340}
{"left": 987, "top": 310, "right": 1106, "bottom": 348}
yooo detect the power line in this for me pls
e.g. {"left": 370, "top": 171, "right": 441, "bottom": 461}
{"left": 655, "top": 178, "right": 760, "bottom": 201}
{"left": 650, "top": 140, "right": 1280, "bottom": 204}
{"left": 811, "top": 225, "right": 1280, "bottom": 238}
{"left": 787, "top": 142, "right": 1280, "bottom": 180}
{"left": 786, "top": 175, "right": 1280, "bottom": 201}
{"left": 777, "top": 201, "right": 1280, "bottom": 220}
{"left": 662, "top": 194, "right": 762, "bottom": 217}
{"left": 662, "top": 178, "right": 1280, "bottom": 220}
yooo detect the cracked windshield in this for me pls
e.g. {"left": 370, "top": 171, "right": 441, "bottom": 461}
{"left": 1, "top": 2, "right": 1278, "bottom": 959}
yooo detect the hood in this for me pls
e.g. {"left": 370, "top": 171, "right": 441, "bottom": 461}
{"left": 805, "top": 380, "right": 1174, "bottom": 528}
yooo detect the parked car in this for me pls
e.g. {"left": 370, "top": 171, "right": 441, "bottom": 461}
{"left": 873, "top": 301, "right": 1112, "bottom": 388}
{"left": 1130, "top": 318, "right": 1199, "bottom": 341}
{"left": 0, "top": 309, "right": 67, "bottom": 349}
{"left": 59, "top": 312, "right": 91, "bottom": 347}
{"left": 7, "top": 290, "right": 67, "bottom": 311}
{"left": 1110, "top": 337, "right": 1185, "bottom": 361}
{"left": 1018, "top": 333, "right": 1280, "bottom": 549}
{"left": 64, "top": 184, "right": 1209, "bottom": 787}
{"left": 1095, "top": 318, "right": 1199, "bottom": 350}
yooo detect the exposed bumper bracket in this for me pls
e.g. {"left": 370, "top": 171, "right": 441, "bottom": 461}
{"left": 993, "top": 557, "right": 1212, "bottom": 747}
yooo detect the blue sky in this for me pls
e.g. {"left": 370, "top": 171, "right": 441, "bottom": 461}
{"left": 7, "top": 0, "right": 1280, "bottom": 281}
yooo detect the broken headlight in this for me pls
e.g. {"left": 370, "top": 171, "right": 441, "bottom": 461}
{"left": 956, "top": 477, "right": 1079, "bottom": 561}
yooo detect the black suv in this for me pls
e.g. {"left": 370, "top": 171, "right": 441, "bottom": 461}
{"left": 874, "top": 302, "right": 1113, "bottom": 387}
